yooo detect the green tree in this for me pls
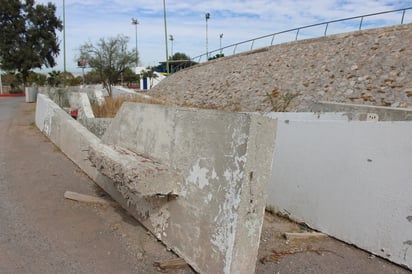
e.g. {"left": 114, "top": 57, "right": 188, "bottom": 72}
{"left": 47, "top": 70, "right": 63, "bottom": 87}
{"left": 0, "top": 0, "right": 62, "bottom": 85}
{"left": 27, "top": 71, "right": 47, "bottom": 86}
{"left": 122, "top": 67, "right": 139, "bottom": 86}
{"left": 170, "top": 52, "right": 190, "bottom": 60}
{"left": 79, "top": 35, "right": 136, "bottom": 96}
{"left": 165, "top": 52, "right": 196, "bottom": 73}
{"left": 84, "top": 70, "right": 102, "bottom": 84}
{"left": 2, "top": 72, "right": 21, "bottom": 86}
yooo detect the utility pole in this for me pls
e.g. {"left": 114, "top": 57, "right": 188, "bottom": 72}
{"left": 63, "top": 0, "right": 66, "bottom": 74}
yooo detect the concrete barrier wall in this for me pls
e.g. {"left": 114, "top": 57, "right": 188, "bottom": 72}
{"left": 35, "top": 94, "right": 103, "bottom": 178}
{"left": 35, "top": 94, "right": 278, "bottom": 274}
{"left": 266, "top": 113, "right": 412, "bottom": 269}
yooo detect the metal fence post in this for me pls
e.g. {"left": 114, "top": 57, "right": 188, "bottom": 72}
{"left": 324, "top": 23, "right": 329, "bottom": 36}
{"left": 401, "top": 9, "right": 406, "bottom": 24}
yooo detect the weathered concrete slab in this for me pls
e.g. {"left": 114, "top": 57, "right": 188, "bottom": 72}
{"left": 102, "top": 102, "right": 278, "bottom": 274}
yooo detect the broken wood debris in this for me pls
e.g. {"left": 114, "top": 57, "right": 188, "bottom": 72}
{"left": 284, "top": 232, "right": 327, "bottom": 241}
{"left": 153, "top": 258, "right": 187, "bottom": 271}
{"left": 260, "top": 245, "right": 343, "bottom": 264}
{"left": 64, "top": 191, "right": 118, "bottom": 207}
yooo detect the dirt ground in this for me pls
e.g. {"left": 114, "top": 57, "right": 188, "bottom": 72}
{"left": 0, "top": 97, "right": 410, "bottom": 274}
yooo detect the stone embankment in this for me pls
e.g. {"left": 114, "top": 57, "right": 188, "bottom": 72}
{"left": 150, "top": 24, "right": 412, "bottom": 112}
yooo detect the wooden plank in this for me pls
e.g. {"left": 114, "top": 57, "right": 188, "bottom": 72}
{"left": 64, "top": 191, "right": 117, "bottom": 206}
{"left": 284, "top": 232, "right": 327, "bottom": 241}
{"left": 153, "top": 258, "right": 187, "bottom": 270}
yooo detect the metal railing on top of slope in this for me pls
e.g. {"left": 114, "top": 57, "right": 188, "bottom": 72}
{"left": 173, "top": 7, "right": 412, "bottom": 73}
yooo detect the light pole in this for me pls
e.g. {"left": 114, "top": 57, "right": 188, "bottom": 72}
{"left": 0, "top": 70, "right": 3, "bottom": 95}
{"left": 63, "top": 0, "right": 66, "bottom": 74}
{"left": 131, "top": 18, "right": 139, "bottom": 69}
{"left": 219, "top": 33, "right": 223, "bottom": 55}
{"left": 163, "top": 0, "right": 169, "bottom": 74}
{"left": 169, "top": 35, "right": 174, "bottom": 57}
{"left": 205, "top": 12, "right": 210, "bottom": 60}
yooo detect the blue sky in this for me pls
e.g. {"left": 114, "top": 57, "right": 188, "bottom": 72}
{"left": 36, "top": 0, "right": 411, "bottom": 74}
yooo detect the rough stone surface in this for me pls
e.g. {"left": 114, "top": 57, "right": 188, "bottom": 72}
{"left": 149, "top": 24, "right": 412, "bottom": 112}
{"left": 88, "top": 143, "right": 182, "bottom": 197}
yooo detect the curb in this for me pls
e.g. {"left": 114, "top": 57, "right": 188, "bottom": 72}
{"left": 0, "top": 93, "right": 25, "bottom": 97}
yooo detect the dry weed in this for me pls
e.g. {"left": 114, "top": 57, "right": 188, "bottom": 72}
{"left": 91, "top": 95, "right": 167, "bottom": 118}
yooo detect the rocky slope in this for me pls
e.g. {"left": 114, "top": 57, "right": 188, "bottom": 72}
{"left": 150, "top": 24, "right": 412, "bottom": 112}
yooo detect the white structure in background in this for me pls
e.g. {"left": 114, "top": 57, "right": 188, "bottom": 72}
{"left": 135, "top": 66, "right": 166, "bottom": 90}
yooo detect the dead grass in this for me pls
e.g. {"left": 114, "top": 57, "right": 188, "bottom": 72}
{"left": 91, "top": 95, "right": 167, "bottom": 118}
{"left": 92, "top": 94, "right": 248, "bottom": 118}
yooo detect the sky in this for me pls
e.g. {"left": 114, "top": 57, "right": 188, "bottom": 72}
{"left": 35, "top": 0, "right": 411, "bottom": 75}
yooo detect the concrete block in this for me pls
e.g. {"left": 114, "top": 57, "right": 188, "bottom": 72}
{"left": 102, "top": 103, "right": 278, "bottom": 274}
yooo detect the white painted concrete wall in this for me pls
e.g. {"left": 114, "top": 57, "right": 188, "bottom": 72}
{"left": 266, "top": 113, "right": 412, "bottom": 270}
